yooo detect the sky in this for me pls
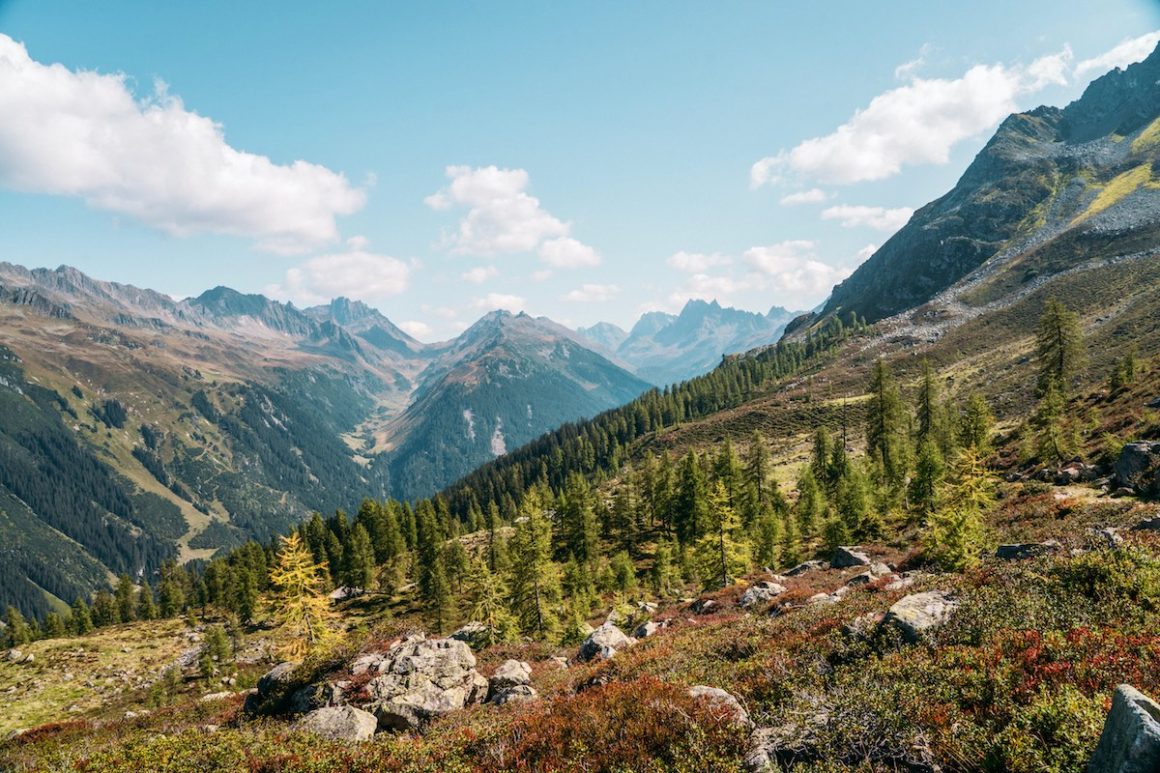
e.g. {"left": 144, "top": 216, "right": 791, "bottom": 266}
{"left": 0, "top": 1, "right": 1158, "bottom": 341}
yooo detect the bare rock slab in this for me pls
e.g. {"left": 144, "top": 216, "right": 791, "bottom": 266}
{"left": 1087, "top": 684, "right": 1160, "bottom": 773}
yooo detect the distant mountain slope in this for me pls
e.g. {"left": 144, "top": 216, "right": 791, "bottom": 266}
{"left": 575, "top": 321, "right": 628, "bottom": 353}
{"left": 615, "top": 300, "right": 795, "bottom": 385}
{"left": 384, "top": 311, "right": 651, "bottom": 499}
{"left": 820, "top": 43, "right": 1160, "bottom": 325}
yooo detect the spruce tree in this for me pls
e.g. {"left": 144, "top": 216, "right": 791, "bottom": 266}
{"left": 4, "top": 606, "right": 31, "bottom": 646}
{"left": 70, "top": 597, "right": 94, "bottom": 635}
{"left": 115, "top": 574, "right": 136, "bottom": 624}
{"left": 910, "top": 438, "right": 945, "bottom": 518}
{"left": 674, "top": 451, "right": 709, "bottom": 545}
{"left": 465, "top": 558, "right": 517, "bottom": 645}
{"left": 1036, "top": 297, "right": 1085, "bottom": 398}
{"left": 343, "top": 523, "right": 376, "bottom": 591}
{"left": 865, "top": 359, "right": 908, "bottom": 488}
{"left": 508, "top": 496, "right": 561, "bottom": 638}
{"left": 1032, "top": 374, "right": 1075, "bottom": 464}
{"left": 137, "top": 581, "right": 158, "bottom": 621}
{"left": 747, "top": 430, "right": 771, "bottom": 507}
{"left": 43, "top": 612, "right": 67, "bottom": 639}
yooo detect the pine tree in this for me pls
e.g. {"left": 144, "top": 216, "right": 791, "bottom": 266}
{"left": 1032, "top": 374, "right": 1075, "bottom": 464}
{"left": 958, "top": 393, "right": 994, "bottom": 454}
{"left": 795, "top": 467, "right": 823, "bottom": 535}
{"left": 4, "top": 606, "right": 32, "bottom": 646}
{"left": 924, "top": 448, "right": 992, "bottom": 571}
{"left": 115, "top": 574, "right": 136, "bottom": 624}
{"left": 694, "top": 481, "right": 751, "bottom": 590}
{"left": 70, "top": 598, "right": 94, "bottom": 635}
{"left": 158, "top": 562, "right": 186, "bottom": 617}
{"left": 43, "top": 612, "right": 67, "bottom": 639}
{"left": 865, "top": 359, "right": 908, "bottom": 488}
{"left": 137, "top": 581, "right": 158, "bottom": 621}
{"left": 909, "top": 438, "right": 945, "bottom": 518}
{"left": 465, "top": 558, "right": 517, "bottom": 646}
{"left": 198, "top": 624, "right": 233, "bottom": 681}
{"left": 752, "top": 503, "right": 782, "bottom": 569}
{"left": 781, "top": 510, "right": 802, "bottom": 567}
{"left": 674, "top": 451, "right": 709, "bottom": 545}
{"left": 268, "top": 532, "right": 335, "bottom": 658}
{"left": 508, "top": 496, "right": 560, "bottom": 638}
{"left": 343, "top": 523, "right": 376, "bottom": 591}
{"left": 747, "top": 431, "right": 771, "bottom": 508}
{"left": 610, "top": 479, "right": 638, "bottom": 557}
{"left": 92, "top": 590, "right": 119, "bottom": 627}
{"left": 650, "top": 540, "right": 679, "bottom": 597}
{"left": 1036, "top": 297, "right": 1085, "bottom": 398}
{"left": 558, "top": 473, "right": 599, "bottom": 566}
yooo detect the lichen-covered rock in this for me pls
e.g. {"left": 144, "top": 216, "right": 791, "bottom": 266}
{"left": 691, "top": 598, "right": 720, "bottom": 615}
{"left": 995, "top": 540, "right": 1062, "bottom": 560}
{"left": 831, "top": 546, "right": 871, "bottom": 568}
{"left": 633, "top": 620, "right": 664, "bottom": 639}
{"left": 256, "top": 662, "right": 298, "bottom": 697}
{"left": 366, "top": 637, "right": 487, "bottom": 732}
{"left": 295, "top": 705, "right": 378, "bottom": 742}
{"left": 448, "top": 622, "right": 489, "bottom": 648}
{"left": 688, "top": 685, "right": 752, "bottom": 729}
{"left": 845, "top": 562, "right": 892, "bottom": 586}
{"left": 740, "top": 581, "right": 787, "bottom": 608}
{"left": 881, "top": 591, "right": 959, "bottom": 643}
{"left": 489, "top": 660, "right": 532, "bottom": 691}
{"left": 1086, "top": 684, "right": 1160, "bottom": 773}
{"left": 578, "top": 622, "right": 633, "bottom": 661}
{"left": 489, "top": 685, "right": 539, "bottom": 705}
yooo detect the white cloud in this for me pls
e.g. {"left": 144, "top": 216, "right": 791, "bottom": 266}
{"left": 743, "top": 241, "right": 852, "bottom": 297}
{"left": 856, "top": 243, "right": 878, "bottom": 261}
{"left": 539, "top": 236, "right": 601, "bottom": 268}
{"left": 0, "top": 35, "right": 364, "bottom": 254}
{"left": 426, "top": 165, "right": 600, "bottom": 268}
{"left": 461, "top": 265, "right": 498, "bottom": 284}
{"left": 422, "top": 304, "right": 460, "bottom": 320}
{"left": 399, "top": 320, "right": 433, "bottom": 340}
{"left": 473, "top": 292, "right": 525, "bottom": 312}
{"left": 268, "top": 240, "right": 411, "bottom": 305}
{"left": 532, "top": 269, "right": 553, "bottom": 282}
{"left": 894, "top": 45, "right": 931, "bottom": 81}
{"left": 667, "top": 273, "right": 754, "bottom": 307}
{"left": 666, "top": 250, "right": 732, "bottom": 272}
{"left": 778, "top": 188, "right": 829, "bottom": 206}
{"left": 821, "top": 204, "right": 914, "bottom": 232}
{"left": 564, "top": 283, "right": 620, "bottom": 302}
{"left": 1076, "top": 30, "right": 1160, "bottom": 79}
{"left": 750, "top": 48, "right": 1071, "bottom": 187}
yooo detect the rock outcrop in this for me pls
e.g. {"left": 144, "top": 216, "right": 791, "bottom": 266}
{"left": 881, "top": 591, "right": 959, "bottom": 643}
{"left": 1114, "top": 442, "right": 1160, "bottom": 497}
{"left": 831, "top": 547, "right": 871, "bottom": 569}
{"left": 578, "top": 622, "right": 633, "bottom": 661}
{"left": 295, "top": 706, "right": 378, "bottom": 742}
{"left": 486, "top": 659, "right": 537, "bottom": 705}
{"left": 366, "top": 636, "right": 488, "bottom": 732}
{"left": 1086, "top": 684, "right": 1160, "bottom": 772}
{"left": 995, "top": 540, "right": 1062, "bottom": 560}
{"left": 740, "top": 581, "right": 788, "bottom": 608}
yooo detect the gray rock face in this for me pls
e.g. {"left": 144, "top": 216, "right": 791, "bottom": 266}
{"left": 995, "top": 540, "right": 1062, "bottom": 560}
{"left": 257, "top": 661, "right": 298, "bottom": 697}
{"left": 831, "top": 546, "right": 871, "bottom": 569}
{"left": 881, "top": 591, "right": 959, "bottom": 643}
{"left": 1114, "top": 442, "right": 1160, "bottom": 496}
{"left": 688, "top": 685, "right": 752, "bottom": 729}
{"left": 366, "top": 636, "right": 488, "bottom": 732}
{"left": 295, "top": 705, "right": 378, "bottom": 742}
{"left": 578, "top": 622, "right": 633, "bottom": 661}
{"left": 633, "top": 620, "right": 664, "bottom": 639}
{"left": 740, "top": 581, "right": 788, "bottom": 608}
{"left": 490, "top": 684, "right": 539, "bottom": 705}
{"left": 1087, "top": 684, "right": 1160, "bottom": 773}
{"left": 785, "top": 560, "right": 825, "bottom": 576}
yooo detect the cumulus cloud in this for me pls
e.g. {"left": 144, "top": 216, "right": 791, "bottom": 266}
{"left": 821, "top": 204, "right": 914, "bottom": 232}
{"left": 427, "top": 165, "right": 600, "bottom": 268}
{"left": 399, "top": 320, "right": 433, "bottom": 340}
{"left": 563, "top": 283, "right": 620, "bottom": 302}
{"left": 779, "top": 188, "right": 829, "bottom": 206}
{"left": 0, "top": 35, "right": 364, "bottom": 254}
{"left": 539, "top": 236, "right": 601, "bottom": 268}
{"left": 743, "top": 241, "right": 852, "bottom": 296}
{"left": 461, "top": 265, "right": 498, "bottom": 284}
{"left": 268, "top": 237, "right": 411, "bottom": 305}
{"left": 473, "top": 292, "right": 526, "bottom": 312}
{"left": 1075, "top": 30, "right": 1160, "bottom": 79}
{"left": 669, "top": 273, "right": 749, "bottom": 305}
{"left": 666, "top": 250, "right": 732, "bottom": 272}
{"left": 856, "top": 243, "right": 878, "bottom": 261}
{"left": 750, "top": 48, "right": 1071, "bottom": 187}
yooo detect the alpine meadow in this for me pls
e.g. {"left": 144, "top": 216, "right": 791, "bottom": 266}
{"left": 3, "top": 4, "right": 1160, "bottom": 772}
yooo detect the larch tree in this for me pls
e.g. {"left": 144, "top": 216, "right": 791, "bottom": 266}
{"left": 508, "top": 496, "right": 561, "bottom": 639}
{"left": 268, "top": 532, "right": 335, "bottom": 658}
{"left": 1036, "top": 297, "right": 1085, "bottom": 398}
{"left": 695, "top": 480, "right": 751, "bottom": 590}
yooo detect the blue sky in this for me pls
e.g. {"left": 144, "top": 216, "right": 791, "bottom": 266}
{"left": 0, "top": 1, "right": 1158, "bottom": 340}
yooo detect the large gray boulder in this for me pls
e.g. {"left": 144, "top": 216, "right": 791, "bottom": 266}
{"left": 831, "top": 546, "right": 871, "bottom": 568}
{"left": 1087, "top": 684, "right": 1160, "bottom": 773}
{"left": 881, "top": 591, "right": 959, "bottom": 643}
{"left": 366, "top": 636, "right": 488, "bottom": 732}
{"left": 1114, "top": 442, "right": 1160, "bottom": 496}
{"left": 578, "top": 622, "right": 633, "bottom": 661}
{"left": 257, "top": 661, "right": 298, "bottom": 697}
{"left": 489, "top": 660, "right": 532, "bottom": 691}
{"left": 740, "top": 581, "right": 787, "bottom": 608}
{"left": 295, "top": 705, "right": 378, "bottom": 742}
{"left": 688, "top": 685, "right": 752, "bottom": 729}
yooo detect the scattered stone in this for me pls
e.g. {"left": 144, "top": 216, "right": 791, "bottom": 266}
{"left": 1094, "top": 526, "right": 1125, "bottom": 548}
{"left": 688, "top": 685, "right": 752, "bottom": 729}
{"left": 785, "top": 560, "right": 825, "bottom": 576}
{"left": 740, "top": 581, "right": 788, "bottom": 608}
{"left": 691, "top": 598, "right": 719, "bottom": 615}
{"left": 1114, "top": 442, "right": 1160, "bottom": 496}
{"left": 449, "top": 622, "right": 489, "bottom": 648}
{"left": 367, "top": 636, "right": 488, "bottom": 733}
{"left": 995, "top": 540, "right": 1062, "bottom": 560}
{"left": 1056, "top": 462, "right": 1098, "bottom": 485}
{"left": 490, "top": 685, "right": 539, "bottom": 705}
{"left": 1147, "top": 396, "right": 1160, "bottom": 409}
{"left": 295, "top": 705, "right": 378, "bottom": 742}
{"left": 845, "top": 562, "right": 892, "bottom": 586}
{"left": 327, "top": 586, "right": 363, "bottom": 601}
{"left": 633, "top": 620, "right": 664, "bottom": 639}
{"left": 1086, "top": 684, "right": 1160, "bottom": 773}
{"left": 548, "top": 656, "right": 569, "bottom": 670}
{"left": 635, "top": 601, "right": 658, "bottom": 615}
{"left": 881, "top": 591, "right": 959, "bottom": 643}
{"left": 489, "top": 660, "right": 532, "bottom": 691}
{"left": 744, "top": 714, "right": 827, "bottom": 771}
{"left": 807, "top": 592, "right": 838, "bottom": 606}
{"left": 202, "top": 724, "right": 220, "bottom": 733}
{"left": 884, "top": 573, "right": 917, "bottom": 592}
{"left": 5, "top": 649, "right": 22, "bottom": 662}
{"left": 351, "top": 652, "right": 388, "bottom": 676}
{"left": 199, "top": 691, "right": 235, "bottom": 703}
{"left": 831, "top": 546, "right": 871, "bottom": 568}
{"left": 1132, "top": 516, "right": 1160, "bottom": 532}
{"left": 842, "top": 612, "right": 884, "bottom": 641}
{"left": 578, "top": 622, "right": 633, "bottom": 662}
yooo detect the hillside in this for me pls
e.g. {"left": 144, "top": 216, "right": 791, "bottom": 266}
{"left": 0, "top": 266, "right": 647, "bottom": 618}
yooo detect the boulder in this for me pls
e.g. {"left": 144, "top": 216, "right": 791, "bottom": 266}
{"left": 489, "top": 685, "right": 539, "bottom": 705}
{"left": 1114, "top": 442, "right": 1160, "bottom": 495}
{"left": 807, "top": 592, "right": 839, "bottom": 606}
{"left": 295, "top": 706, "right": 378, "bottom": 742}
{"left": 257, "top": 661, "right": 299, "bottom": 697}
{"left": 578, "top": 622, "right": 633, "bottom": 662}
{"left": 744, "top": 714, "right": 827, "bottom": 771}
{"left": 1086, "top": 684, "right": 1160, "bottom": 773}
{"left": 691, "top": 598, "right": 719, "bottom": 615}
{"left": 831, "top": 546, "right": 871, "bottom": 568}
{"left": 995, "top": 540, "right": 1062, "bottom": 560}
{"left": 1132, "top": 517, "right": 1160, "bottom": 533}
{"left": 883, "top": 573, "right": 917, "bottom": 592}
{"left": 449, "top": 622, "right": 489, "bottom": 648}
{"left": 350, "top": 652, "right": 388, "bottom": 676}
{"left": 784, "top": 560, "right": 825, "bottom": 576}
{"left": 881, "top": 591, "right": 959, "bottom": 643}
{"left": 740, "top": 581, "right": 787, "bottom": 608}
{"left": 845, "top": 562, "right": 892, "bottom": 586}
{"left": 633, "top": 620, "right": 664, "bottom": 639}
{"left": 366, "top": 637, "right": 488, "bottom": 733}
{"left": 1056, "top": 462, "right": 1098, "bottom": 485}
{"left": 688, "top": 685, "right": 752, "bottom": 729}
{"left": 489, "top": 660, "right": 532, "bottom": 691}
